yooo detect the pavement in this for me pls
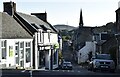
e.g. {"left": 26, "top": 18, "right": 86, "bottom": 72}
{"left": 115, "top": 69, "right": 120, "bottom": 73}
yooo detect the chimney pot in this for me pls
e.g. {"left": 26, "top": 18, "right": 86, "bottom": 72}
{"left": 3, "top": 1, "right": 16, "bottom": 16}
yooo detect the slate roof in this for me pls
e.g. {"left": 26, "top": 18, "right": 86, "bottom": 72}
{"left": 17, "top": 12, "right": 55, "bottom": 32}
{"left": 0, "top": 12, "right": 32, "bottom": 39}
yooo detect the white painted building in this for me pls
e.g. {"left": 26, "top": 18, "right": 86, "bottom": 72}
{"left": 77, "top": 41, "right": 96, "bottom": 64}
{"left": 0, "top": 1, "right": 60, "bottom": 70}
{"left": 0, "top": 39, "right": 33, "bottom": 69}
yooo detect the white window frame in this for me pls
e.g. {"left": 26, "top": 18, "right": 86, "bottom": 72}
{"left": 38, "top": 30, "right": 43, "bottom": 44}
{"left": 1, "top": 40, "right": 7, "bottom": 59}
{"left": 20, "top": 42, "right": 24, "bottom": 61}
{"left": 25, "top": 41, "right": 31, "bottom": 63}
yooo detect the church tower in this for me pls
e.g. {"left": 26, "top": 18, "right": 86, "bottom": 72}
{"left": 79, "top": 9, "right": 84, "bottom": 28}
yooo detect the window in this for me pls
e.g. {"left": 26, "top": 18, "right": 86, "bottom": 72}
{"left": 20, "top": 42, "right": 24, "bottom": 59}
{"left": 15, "top": 46, "right": 18, "bottom": 55}
{"left": 25, "top": 42, "right": 31, "bottom": 63}
{"left": 26, "top": 42, "right": 30, "bottom": 47}
{"left": 53, "top": 50, "right": 57, "bottom": 65}
{"left": 48, "top": 32, "right": 50, "bottom": 42}
{"left": 38, "top": 31, "right": 43, "bottom": 43}
{"left": 40, "top": 31, "right": 42, "bottom": 42}
{"left": 20, "top": 42, "right": 24, "bottom": 48}
{"left": 1, "top": 41, "right": 6, "bottom": 47}
{"left": 9, "top": 46, "right": 13, "bottom": 57}
{"left": 1, "top": 40, "right": 6, "bottom": 59}
{"left": 26, "top": 48, "right": 30, "bottom": 62}
{"left": 15, "top": 42, "right": 19, "bottom": 64}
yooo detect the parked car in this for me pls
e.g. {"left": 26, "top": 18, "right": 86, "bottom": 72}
{"left": 88, "top": 54, "right": 115, "bottom": 73}
{"left": 61, "top": 61, "right": 72, "bottom": 70}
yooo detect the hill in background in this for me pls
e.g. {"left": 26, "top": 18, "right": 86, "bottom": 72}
{"left": 54, "top": 24, "right": 76, "bottom": 31}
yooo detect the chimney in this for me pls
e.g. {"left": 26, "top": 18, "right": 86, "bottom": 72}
{"left": 3, "top": 1, "right": 16, "bottom": 16}
{"left": 31, "top": 12, "right": 47, "bottom": 22}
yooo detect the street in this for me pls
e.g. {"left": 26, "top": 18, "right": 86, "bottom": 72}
{"left": 1, "top": 63, "right": 120, "bottom": 77}
{"left": 1, "top": 39, "right": 120, "bottom": 77}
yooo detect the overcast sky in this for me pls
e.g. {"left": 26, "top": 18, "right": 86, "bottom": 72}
{"left": 0, "top": 0, "right": 120, "bottom": 27}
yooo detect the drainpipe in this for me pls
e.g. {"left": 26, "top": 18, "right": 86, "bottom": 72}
{"left": 50, "top": 46, "right": 53, "bottom": 70}
{"left": 35, "top": 32, "right": 38, "bottom": 70}
{"left": 115, "top": 34, "right": 120, "bottom": 69}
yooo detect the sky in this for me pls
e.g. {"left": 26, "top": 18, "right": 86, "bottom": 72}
{"left": 0, "top": 0, "right": 120, "bottom": 27}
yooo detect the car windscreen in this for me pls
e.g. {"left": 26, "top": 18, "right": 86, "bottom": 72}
{"left": 96, "top": 54, "right": 111, "bottom": 60}
{"left": 63, "top": 62, "right": 71, "bottom": 66}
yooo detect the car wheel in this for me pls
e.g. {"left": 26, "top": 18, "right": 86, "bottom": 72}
{"left": 110, "top": 69, "right": 115, "bottom": 73}
{"left": 91, "top": 64, "right": 96, "bottom": 72}
{"left": 88, "top": 67, "right": 92, "bottom": 71}
{"left": 93, "top": 68, "right": 96, "bottom": 72}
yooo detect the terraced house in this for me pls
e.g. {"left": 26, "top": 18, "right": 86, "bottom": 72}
{"left": 0, "top": 1, "right": 61, "bottom": 70}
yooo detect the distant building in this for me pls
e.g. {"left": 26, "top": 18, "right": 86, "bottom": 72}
{"left": 0, "top": 1, "right": 61, "bottom": 70}
{"left": 115, "top": 3, "right": 120, "bottom": 69}
{"left": 72, "top": 8, "right": 117, "bottom": 64}
{"left": 79, "top": 9, "right": 84, "bottom": 28}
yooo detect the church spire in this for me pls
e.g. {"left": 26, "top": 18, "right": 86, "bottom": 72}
{"left": 79, "top": 9, "right": 84, "bottom": 28}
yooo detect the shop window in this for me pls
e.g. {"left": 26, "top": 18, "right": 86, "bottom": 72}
{"left": 53, "top": 51, "right": 57, "bottom": 65}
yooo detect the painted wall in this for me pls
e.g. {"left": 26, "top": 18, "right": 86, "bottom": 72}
{"left": 78, "top": 41, "right": 96, "bottom": 64}
{"left": 43, "top": 33, "right": 50, "bottom": 45}
{"left": 50, "top": 33, "right": 58, "bottom": 44}
{"left": 0, "top": 39, "right": 33, "bottom": 68}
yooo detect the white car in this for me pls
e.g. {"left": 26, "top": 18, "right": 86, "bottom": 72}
{"left": 61, "top": 61, "right": 72, "bottom": 70}
{"left": 88, "top": 54, "right": 115, "bottom": 73}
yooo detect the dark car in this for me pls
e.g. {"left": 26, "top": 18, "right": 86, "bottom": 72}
{"left": 88, "top": 54, "right": 115, "bottom": 73}
{"left": 61, "top": 62, "right": 72, "bottom": 70}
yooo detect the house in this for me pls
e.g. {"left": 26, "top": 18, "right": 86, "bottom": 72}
{"left": 93, "top": 32, "right": 114, "bottom": 53}
{"left": 72, "top": 9, "right": 116, "bottom": 64}
{"left": 77, "top": 41, "right": 96, "bottom": 64}
{"left": 0, "top": 1, "right": 61, "bottom": 70}
{"left": 115, "top": 3, "right": 120, "bottom": 69}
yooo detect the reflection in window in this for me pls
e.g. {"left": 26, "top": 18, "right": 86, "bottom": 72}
{"left": 20, "top": 42, "right": 24, "bottom": 59}
{"left": 53, "top": 50, "right": 57, "bottom": 65}
{"left": 15, "top": 42, "right": 19, "bottom": 64}
{"left": 20, "top": 42, "right": 24, "bottom": 48}
{"left": 26, "top": 42, "right": 30, "bottom": 47}
{"left": 26, "top": 48, "right": 30, "bottom": 62}
{"left": 25, "top": 42, "right": 31, "bottom": 63}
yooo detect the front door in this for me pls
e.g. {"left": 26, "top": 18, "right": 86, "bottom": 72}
{"left": 39, "top": 50, "right": 45, "bottom": 68}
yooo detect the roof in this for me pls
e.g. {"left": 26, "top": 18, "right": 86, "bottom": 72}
{"left": 17, "top": 12, "right": 56, "bottom": 32}
{"left": 0, "top": 12, "right": 33, "bottom": 39}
